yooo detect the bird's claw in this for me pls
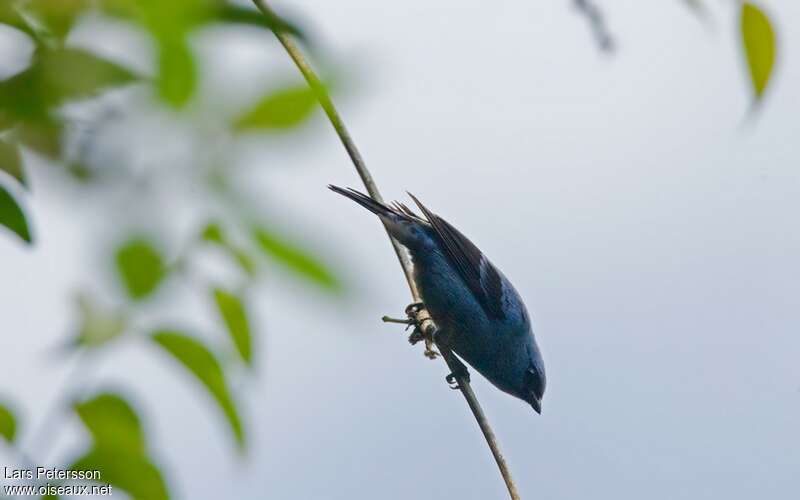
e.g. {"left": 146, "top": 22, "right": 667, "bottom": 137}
{"left": 407, "top": 327, "right": 439, "bottom": 358}
{"left": 445, "top": 360, "right": 470, "bottom": 390}
{"left": 407, "top": 327, "right": 425, "bottom": 345}
{"left": 405, "top": 301, "right": 424, "bottom": 317}
{"left": 423, "top": 338, "right": 439, "bottom": 359}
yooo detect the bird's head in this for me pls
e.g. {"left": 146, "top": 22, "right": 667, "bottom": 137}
{"left": 524, "top": 365, "right": 546, "bottom": 414}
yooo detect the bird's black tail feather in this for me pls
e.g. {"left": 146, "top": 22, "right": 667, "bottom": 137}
{"left": 328, "top": 185, "right": 428, "bottom": 231}
{"left": 328, "top": 185, "right": 395, "bottom": 217}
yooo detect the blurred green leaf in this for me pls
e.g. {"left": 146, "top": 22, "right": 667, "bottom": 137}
{"left": 38, "top": 47, "right": 138, "bottom": 102}
{"left": 231, "top": 247, "right": 257, "bottom": 277}
{"left": 155, "top": 34, "right": 196, "bottom": 108}
{"left": 741, "top": 2, "right": 776, "bottom": 100}
{"left": 0, "top": 2, "right": 36, "bottom": 38}
{"left": 151, "top": 330, "right": 245, "bottom": 449}
{"left": 0, "top": 402, "right": 17, "bottom": 443}
{"left": 14, "top": 118, "right": 63, "bottom": 158}
{"left": 0, "top": 48, "right": 137, "bottom": 131}
{"left": 70, "top": 449, "right": 169, "bottom": 500}
{"left": 0, "top": 69, "right": 50, "bottom": 126}
{"left": 73, "top": 294, "right": 127, "bottom": 348}
{"left": 213, "top": 288, "right": 252, "bottom": 365}
{"left": 75, "top": 392, "right": 144, "bottom": 455}
{"left": 235, "top": 85, "right": 318, "bottom": 130}
{"left": 115, "top": 238, "right": 166, "bottom": 300}
{"left": 9, "top": 48, "right": 136, "bottom": 108}
{"left": 201, "top": 222, "right": 257, "bottom": 277}
{"left": 216, "top": 4, "right": 306, "bottom": 41}
{"left": 98, "top": 0, "right": 137, "bottom": 19}
{"left": 253, "top": 227, "right": 339, "bottom": 290}
{"left": 67, "top": 163, "right": 94, "bottom": 183}
{"left": 0, "top": 139, "right": 25, "bottom": 187}
{"left": 0, "top": 183, "right": 31, "bottom": 244}
{"left": 28, "top": 0, "right": 90, "bottom": 39}
{"left": 201, "top": 222, "right": 224, "bottom": 244}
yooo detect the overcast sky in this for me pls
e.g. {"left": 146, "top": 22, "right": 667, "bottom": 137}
{"left": 2, "top": 1, "right": 799, "bottom": 499}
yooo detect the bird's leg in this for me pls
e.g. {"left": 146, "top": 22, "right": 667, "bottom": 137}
{"left": 442, "top": 350, "right": 471, "bottom": 390}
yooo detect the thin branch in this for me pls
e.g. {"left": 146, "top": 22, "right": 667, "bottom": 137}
{"left": 251, "top": 2, "right": 521, "bottom": 499}
{"left": 573, "top": 0, "right": 615, "bottom": 52}
{"left": 26, "top": 348, "right": 94, "bottom": 462}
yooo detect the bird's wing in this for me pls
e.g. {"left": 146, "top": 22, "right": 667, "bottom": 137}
{"left": 407, "top": 194, "right": 506, "bottom": 320}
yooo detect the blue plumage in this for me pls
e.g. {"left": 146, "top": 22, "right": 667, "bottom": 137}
{"left": 329, "top": 185, "right": 546, "bottom": 413}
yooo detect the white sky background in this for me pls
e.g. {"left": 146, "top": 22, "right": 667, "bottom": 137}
{"left": 1, "top": 1, "right": 799, "bottom": 499}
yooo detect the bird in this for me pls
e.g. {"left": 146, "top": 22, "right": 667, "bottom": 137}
{"left": 329, "top": 185, "right": 546, "bottom": 413}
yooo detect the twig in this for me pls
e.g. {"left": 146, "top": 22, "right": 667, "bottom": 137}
{"left": 252, "top": 2, "right": 521, "bottom": 499}
{"left": 27, "top": 348, "right": 94, "bottom": 462}
{"left": 573, "top": 0, "right": 615, "bottom": 52}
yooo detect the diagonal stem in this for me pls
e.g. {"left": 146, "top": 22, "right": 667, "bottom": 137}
{"left": 252, "top": 2, "right": 521, "bottom": 499}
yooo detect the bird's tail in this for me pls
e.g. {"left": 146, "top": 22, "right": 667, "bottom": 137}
{"left": 328, "top": 185, "right": 394, "bottom": 217}
{"left": 328, "top": 185, "right": 428, "bottom": 248}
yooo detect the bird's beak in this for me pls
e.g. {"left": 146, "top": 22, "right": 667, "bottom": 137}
{"left": 531, "top": 398, "right": 542, "bottom": 414}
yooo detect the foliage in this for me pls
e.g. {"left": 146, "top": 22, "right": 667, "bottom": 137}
{"left": 0, "top": 182, "right": 31, "bottom": 243}
{"left": 115, "top": 239, "right": 167, "bottom": 300}
{"left": 740, "top": 2, "right": 776, "bottom": 103}
{"left": 67, "top": 392, "right": 171, "bottom": 499}
{"left": 0, "top": 402, "right": 17, "bottom": 443}
{"left": 213, "top": 288, "right": 253, "bottom": 365}
{"left": 0, "top": 1, "right": 334, "bottom": 497}
{"left": 254, "top": 226, "right": 341, "bottom": 291}
{"left": 151, "top": 330, "right": 245, "bottom": 449}
{"left": 235, "top": 85, "right": 318, "bottom": 130}
{"left": 71, "top": 294, "right": 127, "bottom": 348}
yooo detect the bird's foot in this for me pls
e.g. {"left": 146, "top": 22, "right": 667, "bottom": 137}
{"left": 405, "top": 301, "right": 425, "bottom": 317}
{"left": 445, "top": 357, "right": 470, "bottom": 390}
{"left": 382, "top": 302, "right": 439, "bottom": 359}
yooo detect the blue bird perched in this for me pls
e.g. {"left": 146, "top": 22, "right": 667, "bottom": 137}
{"left": 329, "top": 185, "right": 546, "bottom": 413}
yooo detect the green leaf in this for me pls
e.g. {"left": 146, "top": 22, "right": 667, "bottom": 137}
{"left": 235, "top": 86, "right": 318, "bottom": 130}
{"left": 0, "top": 139, "right": 25, "bottom": 187}
{"left": 74, "top": 393, "right": 144, "bottom": 455}
{"left": 0, "top": 48, "right": 136, "bottom": 131}
{"left": 70, "top": 449, "right": 169, "bottom": 500}
{"left": 231, "top": 247, "right": 257, "bottom": 277}
{"left": 0, "top": 3, "right": 36, "bottom": 38}
{"left": 201, "top": 222, "right": 224, "bottom": 244}
{"left": 0, "top": 183, "right": 31, "bottom": 244}
{"left": 741, "top": 2, "right": 776, "bottom": 100}
{"left": 156, "top": 34, "right": 196, "bottom": 108}
{"left": 73, "top": 294, "right": 127, "bottom": 348}
{"left": 14, "top": 118, "right": 63, "bottom": 158}
{"left": 0, "top": 402, "right": 17, "bottom": 443}
{"left": 28, "top": 0, "right": 91, "bottom": 39}
{"left": 0, "top": 71, "right": 50, "bottom": 127}
{"left": 253, "top": 227, "right": 339, "bottom": 290}
{"left": 216, "top": 5, "right": 306, "bottom": 41}
{"left": 151, "top": 331, "right": 244, "bottom": 449}
{"left": 38, "top": 47, "right": 138, "bottom": 102}
{"left": 201, "top": 222, "right": 257, "bottom": 277}
{"left": 115, "top": 238, "right": 166, "bottom": 300}
{"left": 213, "top": 289, "right": 252, "bottom": 365}
{"left": 98, "top": 0, "right": 140, "bottom": 20}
